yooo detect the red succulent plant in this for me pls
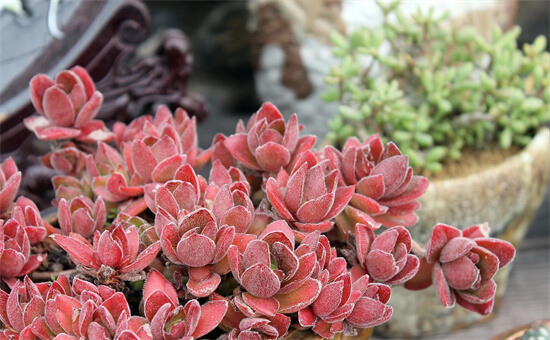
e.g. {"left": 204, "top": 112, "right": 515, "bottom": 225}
{"left": 0, "top": 66, "right": 520, "bottom": 340}
{"left": 11, "top": 197, "right": 47, "bottom": 245}
{"left": 87, "top": 141, "right": 144, "bottom": 203}
{"left": 57, "top": 196, "right": 106, "bottom": 239}
{"left": 224, "top": 102, "right": 316, "bottom": 173}
{"left": 204, "top": 160, "right": 251, "bottom": 201}
{"left": 298, "top": 272, "right": 393, "bottom": 338}
{"left": 24, "top": 66, "right": 112, "bottom": 142}
{"left": 0, "top": 219, "right": 45, "bottom": 279}
{"left": 325, "top": 135, "right": 429, "bottom": 231}
{"left": 142, "top": 269, "right": 227, "bottom": 339}
{"left": 266, "top": 151, "right": 354, "bottom": 234}
{"left": 30, "top": 275, "right": 152, "bottom": 340}
{"left": 354, "top": 224, "right": 420, "bottom": 285}
{"left": 41, "top": 142, "right": 87, "bottom": 177}
{"left": 52, "top": 175, "right": 92, "bottom": 205}
{"left": 406, "top": 223, "right": 516, "bottom": 315}
{"left": 51, "top": 223, "right": 161, "bottom": 285}
{"left": 211, "top": 134, "right": 236, "bottom": 169}
{"left": 144, "top": 163, "right": 206, "bottom": 217}
{"left": 227, "top": 221, "right": 323, "bottom": 318}
{"left": 0, "top": 276, "right": 49, "bottom": 338}
{"left": 0, "top": 157, "right": 21, "bottom": 218}
{"left": 217, "top": 303, "right": 291, "bottom": 340}
{"left": 114, "top": 105, "right": 210, "bottom": 171}
{"left": 155, "top": 208, "right": 235, "bottom": 297}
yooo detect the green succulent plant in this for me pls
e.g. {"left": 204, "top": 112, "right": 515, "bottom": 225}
{"left": 323, "top": 0, "right": 550, "bottom": 173}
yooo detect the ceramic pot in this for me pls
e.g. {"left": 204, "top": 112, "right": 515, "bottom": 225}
{"left": 376, "top": 127, "right": 550, "bottom": 338}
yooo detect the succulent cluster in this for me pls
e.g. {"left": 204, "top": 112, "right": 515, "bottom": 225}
{"left": 323, "top": 0, "right": 550, "bottom": 173}
{"left": 0, "top": 67, "right": 516, "bottom": 339}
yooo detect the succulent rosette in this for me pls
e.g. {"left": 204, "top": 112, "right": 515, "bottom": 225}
{"left": 406, "top": 223, "right": 516, "bottom": 315}
{"left": 57, "top": 196, "right": 106, "bottom": 239}
{"left": 144, "top": 163, "right": 207, "bottom": 217}
{"left": 292, "top": 230, "right": 394, "bottom": 338}
{"left": 41, "top": 142, "right": 88, "bottom": 177}
{"left": 204, "top": 160, "right": 251, "bottom": 202}
{"left": 142, "top": 270, "right": 227, "bottom": 339}
{"left": 224, "top": 102, "right": 316, "bottom": 173}
{"left": 211, "top": 133, "right": 237, "bottom": 169}
{"left": 325, "top": 135, "right": 429, "bottom": 231}
{"left": 87, "top": 141, "right": 145, "bottom": 203}
{"left": 51, "top": 223, "right": 161, "bottom": 285}
{"left": 354, "top": 224, "right": 420, "bottom": 285}
{"left": 0, "top": 219, "right": 45, "bottom": 279}
{"left": 114, "top": 105, "right": 210, "bottom": 170}
{"left": 266, "top": 151, "right": 355, "bottom": 234}
{"left": 227, "top": 221, "right": 323, "bottom": 318}
{"left": 0, "top": 157, "right": 22, "bottom": 218}
{"left": 30, "top": 275, "right": 152, "bottom": 340}
{"left": 208, "top": 184, "right": 254, "bottom": 235}
{"left": 298, "top": 272, "right": 393, "bottom": 338}
{"left": 217, "top": 303, "right": 292, "bottom": 340}
{"left": 11, "top": 196, "right": 47, "bottom": 245}
{"left": 0, "top": 276, "right": 52, "bottom": 339}
{"left": 24, "top": 66, "right": 112, "bottom": 142}
{"left": 155, "top": 208, "right": 235, "bottom": 297}
{"left": 52, "top": 175, "right": 93, "bottom": 205}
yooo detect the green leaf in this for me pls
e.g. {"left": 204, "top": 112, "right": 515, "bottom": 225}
{"left": 521, "top": 98, "right": 544, "bottom": 112}
{"left": 330, "top": 31, "right": 349, "bottom": 50}
{"left": 340, "top": 125, "right": 356, "bottom": 139}
{"left": 514, "top": 135, "right": 532, "bottom": 146}
{"left": 511, "top": 120, "right": 527, "bottom": 134}
{"left": 378, "top": 56, "right": 403, "bottom": 72}
{"left": 426, "top": 162, "right": 443, "bottom": 173}
{"left": 339, "top": 106, "right": 363, "bottom": 121}
{"left": 426, "top": 147, "right": 447, "bottom": 162}
{"left": 533, "top": 35, "right": 547, "bottom": 53}
{"left": 342, "top": 56, "right": 359, "bottom": 78}
{"left": 405, "top": 149, "right": 424, "bottom": 168}
{"left": 437, "top": 99, "right": 452, "bottom": 114}
{"left": 325, "top": 76, "right": 340, "bottom": 85}
{"left": 480, "top": 72, "right": 496, "bottom": 90}
{"left": 326, "top": 131, "right": 338, "bottom": 143}
{"left": 393, "top": 131, "right": 412, "bottom": 142}
{"left": 327, "top": 116, "right": 343, "bottom": 131}
{"left": 456, "top": 27, "right": 478, "bottom": 44}
{"left": 361, "top": 105, "right": 372, "bottom": 118}
{"left": 449, "top": 149, "right": 461, "bottom": 161}
{"left": 320, "top": 88, "right": 339, "bottom": 102}
{"left": 130, "top": 280, "right": 144, "bottom": 291}
{"left": 415, "top": 133, "right": 433, "bottom": 147}
{"left": 350, "top": 30, "right": 366, "bottom": 50}
{"left": 499, "top": 127, "right": 513, "bottom": 149}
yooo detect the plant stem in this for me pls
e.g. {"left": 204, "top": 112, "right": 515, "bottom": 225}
{"left": 30, "top": 269, "right": 78, "bottom": 282}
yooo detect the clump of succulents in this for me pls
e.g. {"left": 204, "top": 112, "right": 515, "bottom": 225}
{"left": 323, "top": 0, "right": 550, "bottom": 173}
{"left": 0, "top": 67, "right": 516, "bottom": 339}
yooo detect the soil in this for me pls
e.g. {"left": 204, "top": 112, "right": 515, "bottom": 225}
{"left": 426, "top": 145, "right": 522, "bottom": 181}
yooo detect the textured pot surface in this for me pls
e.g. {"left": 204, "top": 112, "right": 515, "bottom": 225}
{"left": 377, "top": 127, "right": 550, "bottom": 338}
{"left": 415, "top": 127, "right": 550, "bottom": 245}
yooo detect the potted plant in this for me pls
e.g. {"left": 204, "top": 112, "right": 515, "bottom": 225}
{"left": 0, "top": 67, "right": 516, "bottom": 339}
{"left": 322, "top": 0, "right": 549, "bottom": 337}
{"left": 248, "top": 0, "right": 518, "bottom": 138}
